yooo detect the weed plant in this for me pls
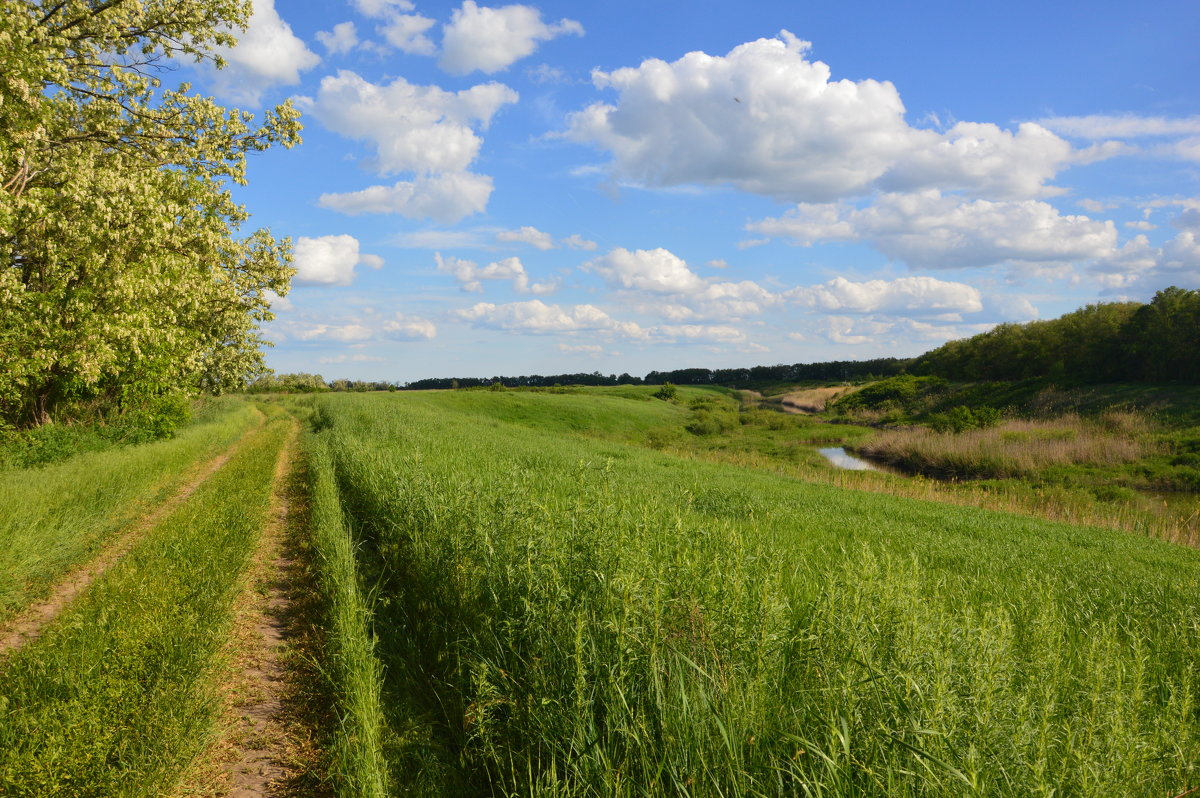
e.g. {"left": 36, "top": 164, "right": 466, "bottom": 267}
{"left": 0, "top": 397, "right": 259, "bottom": 623}
{"left": 310, "top": 391, "right": 1200, "bottom": 797}
{"left": 0, "top": 409, "right": 290, "bottom": 796}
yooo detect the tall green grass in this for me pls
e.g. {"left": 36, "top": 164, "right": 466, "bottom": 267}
{"left": 312, "top": 391, "right": 1200, "bottom": 796}
{"left": 0, "top": 397, "right": 260, "bottom": 623}
{"left": 307, "top": 440, "right": 390, "bottom": 798}
{"left": 0, "top": 410, "right": 290, "bottom": 796}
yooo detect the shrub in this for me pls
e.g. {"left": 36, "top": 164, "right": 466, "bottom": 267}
{"left": 113, "top": 394, "right": 192, "bottom": 444}
{"left": 652, "top": 382, "right": 677, "bottom": 401}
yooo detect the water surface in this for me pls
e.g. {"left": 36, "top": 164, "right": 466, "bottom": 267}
{"left": 818, "top": 447, "right": 879, "bottom": 471}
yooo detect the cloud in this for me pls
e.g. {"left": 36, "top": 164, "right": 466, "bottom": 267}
{"left": 439, "top": 1, "right": 584, "bottom": 76}
{"left": 528, "top": 63, "right": 570, "bottom": 84}
{"left": 303, "top": 70, "right": 517, "bottom": 175}
{"left": 379, "top": 11, "right": 437, "bottom": 54}
{"left": 316, "top": 21, "right": 359, "bottom": 54}
{"left": 293, "top": 235, "right": 384, "bottom": 286}
{"left": 319, "top": 353, "right": 386, "bottom": 364}
{"left": 1037, "top": 114, "right": 1200, "bottom": 139}
{"left": 285, "top": 311, "right": 436, "bottom": 343}
{"left": 583, "top": 247, "right": 707, "bottom": 293}
{"left": 557, "top": 343, "right": 604, "bottom": 354}
{"left": 455, "top": 300, "right": 642, "bottom": 336}
{"left": 750, "top": 191, "right": 1117, "bottom": 269}
{"left": 1125, "top": 220, "right": 1157, "bottom": 231}
{"left": 496, "top": 226, "right": 555, "bottom": 250}
{"left": 383, "top": 314, "right": 438, "bottom": 339}
{"left": 787, "top": 275, "right": 983, "bottom": 316}
{"left": 1173, "top": 208, "right": 1200, "bottom": 233}
{"left": 296, "top": 322, "right": 374, "bottom": 342}
{"left": 656, "top": 324, "right": 748, "bottom": 344}
{"left": 318, "top": 172, "right": 494, "bottom": 223}
{"left": 566, "top": 31, "right": 1080, "bottom": 202}
{"left": 650, "top": 280, "right": 781, "bottom": 322}
{"left": 1077, "top": 198, "right": 1117, "bottom": 213}
{"left": 210, "top": 0, "right": 321, "bottom": 105}
{"left": 350, "top": 0, "right": 435, "bottom": 54}
{"left": 352, "top": 0, "right": 416, "bottom": 16}
{"left": 436, "top": 253, "right": 557, "bottom": 294}
{"left": 393, "top": 229, "right": 494, "bottom": 249}
{"left": 581, "top": 247, "right": 780, "bottom": 322}
{"left": 562, "top": 234, "right": 598, "bottom": 251}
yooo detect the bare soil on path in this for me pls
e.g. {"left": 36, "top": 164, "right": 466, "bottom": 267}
{"left": 179, "top": 419, "right": 330, "bottom": 797}
{"left": 0, "top": 414, "right": 264, "bottom": 657}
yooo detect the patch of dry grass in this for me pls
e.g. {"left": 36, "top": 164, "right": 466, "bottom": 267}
{"left": 857, "top": 414, "right": 1154, "bottom": 479}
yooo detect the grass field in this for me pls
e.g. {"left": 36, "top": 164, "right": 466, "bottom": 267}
{"left": 306, "top": 389, "right": 1200, "bottom": 796}
{"left": 0, "top": 386, "right": 1195, "bottom": 795}
{"left": 0, "top": 406, "right": 290, "bottom": 795}
{"left": 0, "top": 397, "right": 261, "bottom": 624}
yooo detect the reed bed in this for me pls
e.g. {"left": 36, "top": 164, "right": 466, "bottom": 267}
{"left": 310, "top": 391, "right": 1200, "bottom": 797}
{"left": 856, "top": 414, "right": 1151, "bottom": 479}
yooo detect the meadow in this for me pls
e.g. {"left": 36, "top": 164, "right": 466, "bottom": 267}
{"left": 305, "top": 389, "right": 1200, "bottom": 796}
{"left": 0, "top": 385, "right": 1196, "bottom": 795}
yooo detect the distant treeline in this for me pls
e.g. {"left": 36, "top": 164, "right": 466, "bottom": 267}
{"left": 257, "top": 287, "right": 1198, "bottom": 393}
{"left": 401, "top": 360, "right": 907, "bottom": 391}
{"left": 911, "top": 286, "right": 1200, "bottom": 384}
{"left": 643, "top": 359, "right": 909, "bottom": 386}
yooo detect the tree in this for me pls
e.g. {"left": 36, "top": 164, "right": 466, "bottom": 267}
{"left": 0, "top": 0, "right": 301, "bottom": 426}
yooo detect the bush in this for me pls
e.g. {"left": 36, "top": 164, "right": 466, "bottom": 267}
{"left": 685, "top": 409, "right": 738, "bottom": 436}
{"left": 929, "top": 405, "right": 1002, "bottom": 434}
{"left": 113, "top": 394, "right": 192, "bottom": 444}
{"left": 652, "top": 382, "right": 677, "bottom": 401}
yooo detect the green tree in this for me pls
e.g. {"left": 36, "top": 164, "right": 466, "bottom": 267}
{"left": 0, "top": 0, "right": 301, "bottom": 426}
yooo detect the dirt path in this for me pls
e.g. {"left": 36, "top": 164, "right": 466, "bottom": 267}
{"left": 181, "top": 419, "right": 326, "bottom": 797}
{"left": 0, "top": 417, "right": 263, "bottom": 657}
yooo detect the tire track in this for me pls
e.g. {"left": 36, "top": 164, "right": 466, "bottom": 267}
{"left": 0, "top": 412, "right": 265, "bottom": 657}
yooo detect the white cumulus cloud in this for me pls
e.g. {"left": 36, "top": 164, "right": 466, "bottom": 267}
{"left": 439, "top": 1, "right": 583, "bottom": 75}
{"left": 293, "top": 235, "right": 384, "bottom": 286}
{"left": 436, "top": 253, "right": 557, "bottom": 294}
{"left": 383, "top": 314, "right": 438, "bottom": 340}
{"left": 583, "top": 247, "right": 707, "bottom": 293}
{"left": 750, "top": 191, "right": 1118, "bottom": 269}
{"left": 380, "top": 11, "right": 437, "bottom": 54}
{"left": 210, "top": 0, "right": 321, "bottom": 106}
{"left": 304, "top": 70, "right": 517, "bottom": 175}
{"left": 566, "top": 31, "right": 1081, "bottom": 202}
{"left": 787, "top": 276, "right": 983, "bottom": 316}
{"left": 318, "top": 172, "right": 494, "bottom": 224}
{"left": 315, "top": 21, "right": 359, "bottom": 54}
{"left": 455, "top": 300, "right": 641, "bottom": 337}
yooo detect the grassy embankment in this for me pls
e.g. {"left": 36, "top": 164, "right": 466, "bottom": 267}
{"left": 0, "top": 397, "right": 261, "bottom": 624}
{"left": 0, "top": 406, "right": 291, "bottom": 795}
{"left": 307, "top": 389, "right": 1200, "bottom": 796}
{"left": 817, "top": 377, "right": 1200, "bottom": 544}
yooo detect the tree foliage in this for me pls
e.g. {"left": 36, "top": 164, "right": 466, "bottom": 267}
{"left": 912, "top": 288, "right": 1200, "bottom": 385}
{"left": 0, "top": 0, "right": 300, "bottom": 426}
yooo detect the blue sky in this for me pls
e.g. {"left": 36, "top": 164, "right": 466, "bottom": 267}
{"left": 186, "top": 0, "right": 1199, "bottom": 381}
